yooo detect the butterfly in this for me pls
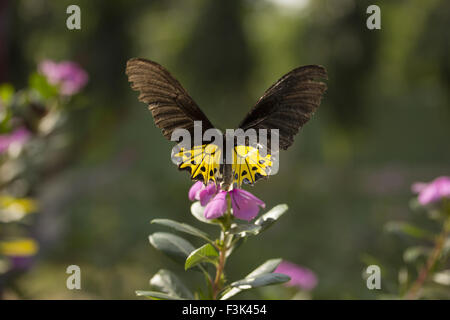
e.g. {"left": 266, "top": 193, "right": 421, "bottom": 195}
{"left": 126, "top": 58, "right": 327, "bottom": 190}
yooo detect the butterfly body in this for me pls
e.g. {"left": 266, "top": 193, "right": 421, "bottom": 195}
{"left": 126, "top": 58, "right": 327, "bottom": 189}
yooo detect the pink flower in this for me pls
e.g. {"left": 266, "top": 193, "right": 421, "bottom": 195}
{"left": 274, "top": 260, "right": 318, "bottom": 291}
{"left": 0, "top": 127, "right": 30, "bottom": 154}
{"left": 412, "top": 176, "right": 450, "bottom": 205}
{"left": 229, "top": 189, "right": 265, "bottom": 221}
{"left": 204, "top": 190, "right": 228, "bottom": 219}
{"left": 204, "top": 188, "right": 265, "bottom": 221}
{"left": 38, "top": 60, "right": 88, "bottom": 95}
{"left": 188, "top": 182, "right": 265, "bottom": 221}
{"left": 188, "top": 181, "right": 218, "bottom": 206}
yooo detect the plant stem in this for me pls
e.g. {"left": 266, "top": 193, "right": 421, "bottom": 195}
{"left": 212, "top": 231, "right": 227, "bottom": 299}
{"left": 405, "top": 217, "right": 450, "bottom": 299}
{"left": 211, "top": 197, "right": 233, "bottom": 300}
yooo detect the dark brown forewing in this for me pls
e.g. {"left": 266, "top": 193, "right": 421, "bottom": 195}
{"left": 238, "top": 65, "right": 327, "bottom": 150}
{"left": 126, "top": 58, "right": 214, "bottom": 140}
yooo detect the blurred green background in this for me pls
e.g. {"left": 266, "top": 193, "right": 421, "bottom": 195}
{"left": 1, "top": 0, "right": 450, "bottom": 299}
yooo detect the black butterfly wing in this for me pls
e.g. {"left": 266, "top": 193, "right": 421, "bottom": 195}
{"left": 231, "top": 65, "right": 327, "bottom": 187}
{"left": 126, "top": 58, "right": 222, "bottom": 184}
{"left": 126, "top": 58, "right": 214, "bottom": 140}
{"left": 238, "top": 65, "right": 327, "bottom": 150}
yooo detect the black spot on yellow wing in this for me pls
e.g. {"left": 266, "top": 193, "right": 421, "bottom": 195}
{"left": 174, "top": 144, "right": 221, "bottom": 184}
{"left": 231, "top": 145, "right": 273, "bottom": 187}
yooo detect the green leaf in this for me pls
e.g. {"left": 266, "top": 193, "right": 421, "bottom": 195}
{"left": 384, "top": 221, "right": 434, "bottom": 240}
{"left": 149, "top": 232, "right": 195, "bottom": 265}
{"left": 254, "top": 204, "right": 288, "bottom": 232}
{"left": 230, "top": 273, "right": 290, "bottom": 290}
{"left": 149, "top": 269, "right": 194, "bottom": 299}
{"left": 191, "top": 201, "right": 220, "bottom": 224}
{"left": 0, "top": 83, "right": 14, "bottom": 105}
{"left": 229, "top": 223, "right": 262, "bottom": 237}
{"left": 403, "top": 246, "right": 430, "bottom": 263}
{"left": 220, "top": 258, "right": 282, "bottom": 300}
{"left": 228, "top": 204, "right": 288, "bottom": 238}
{"left": 135, "top": 290, "right": 184, "bottom": 300}
{"left": 28, "top": 72, "right": 58, "bottom": 100}
{"left": 185, "top": 243, "right": 218, "bottom": 270}
{"left": 245, "top": 258, "right": 283, "bottom": 278}
{"left": 151, "top": 218, "right": 212, "bottom": 243}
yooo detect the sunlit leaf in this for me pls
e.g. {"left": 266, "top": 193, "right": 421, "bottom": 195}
{"left": 220, "top": 258, "right": 282, "bottom": 300}
{"left": 190, "top": 201, "right": 220, "bottom": 224}
{"left": 149, "top": 232, "right": 195, "bottom": 265}
{"left": 185, "top": 243, "right": 218, "bottom": 270}
{"left": 246, "top": 258, "right": 283, "bottom": 278}
{"left": 135, "top": 290, "right": 184, "bottom": 300}
{"left": 229, "top": 223, "right": 261, "bottom": 237}
{"left": 230, "top": 273, "right": 290, "bottom": 290}
{"left": 151, "top": 218, "right": 212, "bottom": 243}
{"left": 254, "top": 204, "right": 288, "bottom": 232}
{"left": 150, "top": 269, "right": 194, "bottom": 299}
{"left": 28, "top": 72, "right": 58, "bottom": 100}
{"left": 228, "top": 204, "right": 288, "bottom": 238}
{"left": 0, "top": 83, "right": 14, "bottom": 106}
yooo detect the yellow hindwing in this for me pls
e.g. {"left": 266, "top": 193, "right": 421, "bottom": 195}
{"left": 174, "top": 144, "right": 221, "bottom": 184}
{"left": 231, "top": 145, "right": 273, "bottom": 187}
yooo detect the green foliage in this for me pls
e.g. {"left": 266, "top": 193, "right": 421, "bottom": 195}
{"left": 254, "top": 204, "right": 288, "bottom": 232}
{"left": 151, "top": 218, "right": 213, "bottom": 243}
{"left": 191, "top": 202, "right": 220, "bottom": 225}
{"left": 230, "top": 273, "right": 290, "bottom": 290}
{"left": 149, "top": 232, "right": 195, "bottom": 265}
{"left": 149, "top": 269, "right": 194, "bottom": 299}
{"left": 229, "top": 204, "right": 289, "bottom": 237}
{"left": 0, "top": 83, "right": 14, "bottom": 106}
{"left": 135, "top": 290, "right": 185, "bottom": 300}
{"left": 220, "top": 258, "right": 283, "bottom": 300}
{"left": 142, "top": 204, "right": 290, "bottom": 300}
{"left": 185, "top": 243, "right": 218, "bottom": 270}
{"left": 28, "top": 72, "right": 59, "bottom": 100}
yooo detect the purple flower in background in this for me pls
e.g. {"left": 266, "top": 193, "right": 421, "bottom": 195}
{"left": 274, "top": 260, "right": 318, "bottom": 291}
{"left": 0, "top": 238, "right": 38, "bottom": 272}
{"left": 0, "top": 127, "right": 30, "bottom": 154}
{"left": 10, "top": 256, "right": 35, "bottom": 271}
{"left": 38, "top": 60, "right": 88, "bottom": 95}
{"left": 412, "top": 176, "right": 450, "bottom": 205}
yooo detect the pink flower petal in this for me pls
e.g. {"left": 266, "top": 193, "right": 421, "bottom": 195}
{"left": 230, "top": 188, "right": 265, "bottom": 221}
{"left": 413, "top": 176, "right": 450, "bottom": 205}
{"left": 274, "top": 260, "right": 318, "bottom": 291}
{"left": 188, "top": 181, "right": 203, "bottom": 201}
{"left": 199, "top": 183, "right": 217, "bottom": 206}
{"left": 38, "top": 60, "right": 88, "bottom": 96}
{"left": 204, "top": 191, "right": 228, "bottom": 219}
{"left": 0, "top": 127, "right": 30, "bottom": 154}
{"left": 411, "top": 183, "right": 427, "bottom": 193}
